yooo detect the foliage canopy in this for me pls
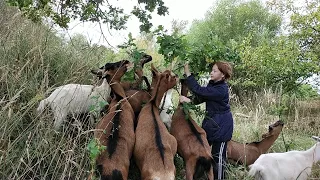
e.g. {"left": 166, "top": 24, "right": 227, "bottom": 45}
{"left": 6, "top": 0, "right": 168, "bottom": 32}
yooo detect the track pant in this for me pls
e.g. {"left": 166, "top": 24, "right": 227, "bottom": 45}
{"left": 210, "top": 141, "right": 227, "bottom": 180}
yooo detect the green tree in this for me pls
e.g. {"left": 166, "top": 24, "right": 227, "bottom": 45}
{"left": 184, "top": 0, "right": 282, "bottom": 74}
{"left": 236, "top": 35, "right": 318, "bottom": 94}
{"left": 180, "top": 0, "right": 319, "bottom": 101}
{"left": 6, "top": 0, "right": 169, "bottom": 32}
{"left": 269, "top": 0, "right": 320, "bottom": 67}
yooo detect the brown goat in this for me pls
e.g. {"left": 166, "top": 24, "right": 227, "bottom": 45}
{"left": 125, "top": 89, "right": 150, "bottom": 119}
{"left": 92, "top": 55, "right": 152, "bottom": 92}
{"left": 133, "top": 64, "right": 178, "bottom": 180}
{"left": 170, "top": 79, "right": 214, "bottom": 180}
{"left": 93, "top": 56, "right": 152, "bottom": 117}
{"left": 227, "top": 120, "right": 284, "bottom": 166}
{"left": 92, "top": 60, "right": 135, "bottom": 180}
{"left": 120, "top": 54, "right": 152, "bottom": 91}
{"left": 124, "top": 55, "right": 153, "bottom": 122}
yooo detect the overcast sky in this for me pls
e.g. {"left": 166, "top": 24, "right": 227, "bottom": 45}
{"left": 60, "top": 0, "right": 216, "bottom": 49}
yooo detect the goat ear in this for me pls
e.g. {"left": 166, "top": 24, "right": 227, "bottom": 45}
{"left": 312, "top": 136, "right": 320, "bottom": 142}
{"left": 91, "top": 69, "right": 98, "bottom": 75}
{"left": 151, "top": 69, "right": 157, "bottom": 77}
{"left": 91, "top": 69, "right": 103, "bottom": 76}
{"left": 151, "top": 63, "right": 159, "bottom": 77}
{"left": 151, "top": 63, "right": 159, "bottom": 73}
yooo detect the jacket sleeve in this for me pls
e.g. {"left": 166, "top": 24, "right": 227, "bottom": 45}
{"left": 186, "top": 75, "right": 225, "bottom": 101}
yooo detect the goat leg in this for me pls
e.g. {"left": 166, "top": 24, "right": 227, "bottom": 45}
{"left": 185, "top": 159, "right": 196, "bottom": 180}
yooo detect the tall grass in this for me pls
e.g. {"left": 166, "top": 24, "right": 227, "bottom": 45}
{"left": 0, "top": 3, "right": 107, "bottom": 179}
{"left": 226, "top": 88, "right": 320, "bottom": 179}
{"left": 0, "top": 2, "right": 319, "bottom": 180}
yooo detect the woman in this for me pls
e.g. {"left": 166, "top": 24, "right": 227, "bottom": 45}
{"left": 180, "top": 61, "right": 234, "bottom": 180}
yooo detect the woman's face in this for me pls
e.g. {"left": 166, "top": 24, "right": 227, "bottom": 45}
{"left": 210, "top": 64, "right": 225, "bottom": 82}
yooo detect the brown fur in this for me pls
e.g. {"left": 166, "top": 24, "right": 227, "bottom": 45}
{"left": 92, "top": 61, "right": 135, "bottom": 180}
{"left": 92, "top": 56, "right": 151, "bottom": 92}
{"left": 121, "top": 55, "right": 152, "bottom": 91}
{"left": 227, "top": 120, "right": 284, "bottom": 165}
{"left": 97, "top": 57, "right": 152, "bottom": 118}
{"left": 170, "top": 79, "right": 214, "bottom": 180}
{"left": 124, "top": 56, "right": 158, "bottom": 126}
{"left": 124, "top": 59, "right": 154, "bottom": 115}
{"left": 126, "top": 90, "right": 150, "bottom": 115}
{"left": 133, "top": 64, "right": 178, "bottom": 180}
{"left": 116, "top": 67, "right": 144, "bottom": 91}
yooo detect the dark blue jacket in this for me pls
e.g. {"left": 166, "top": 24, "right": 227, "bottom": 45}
{"left": 186, "top": 75, "right": 234, "bottom": 142}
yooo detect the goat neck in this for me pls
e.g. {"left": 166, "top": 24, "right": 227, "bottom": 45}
{"left": 94, "top": 78, "right": 111, "bottom": 99}
{"left": 105, "top": 62, "right": 130, "bottom": 83}
{"left": 151, "top": 71, "right": 177, "bottom": 107}
{"left": 181, "top": 84, "right": 189, "bottom": 96}
{"left": 307, "top": 142, "right": 320, "bottom": 164}
{"left": 315, "top": 142, "right": 320, "bottom": 162}
{"left": 110, "top": 82, "right": 126, "bottom": 99}
{"left": 256, "top": 128, "right": 283, "bottom": 154}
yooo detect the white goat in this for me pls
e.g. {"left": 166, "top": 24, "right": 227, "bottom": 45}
{"left": 248, "top": 136, "right": 320, "bottom": 180}
{"left": 37, "top": 79, "right": 111, "bottom": 130}
{"left": 159, "top": 88, "right": 174, "bottom": 130}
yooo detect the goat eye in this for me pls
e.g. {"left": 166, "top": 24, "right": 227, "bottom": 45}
{"left": 268, "top": 126, "right": 273, "bottom": 131}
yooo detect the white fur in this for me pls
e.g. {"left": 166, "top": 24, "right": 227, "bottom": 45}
{"left": 37, "top": 79, "right": 111, "bottom": 130}
{"left": 248, "top": 136, "right": 320, "bottom": 180}
{"left": 150, "top": 171, "right": 175, "bottom": 180}
{"left": 159, "top": 88, "right": 174, "bottom": 129}
{"left": 199, "top": 74, "right": 210, "bottom": 86}
{"left": 158, "top": 75, "right": 209, "bottom": 130}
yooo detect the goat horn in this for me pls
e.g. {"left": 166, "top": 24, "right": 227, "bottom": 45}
{"left": 312, "top": 136, "right": 320, "bottom": 142}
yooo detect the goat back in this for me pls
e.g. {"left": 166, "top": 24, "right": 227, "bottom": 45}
{"left": 94, "top": 97, "right": 135, "bottom": 179}
{"left": 134, "top": 104, "right": 177, "bottom": 179}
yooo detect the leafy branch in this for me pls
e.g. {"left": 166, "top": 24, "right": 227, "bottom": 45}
{"left": 6, "top": 0, "right": 169, "bottom": 32}
{"left": 87, "top": 138, "right": 106, "bottom": 178}
{"left": 181, "top": 102, "right": 207, "bottom": 124}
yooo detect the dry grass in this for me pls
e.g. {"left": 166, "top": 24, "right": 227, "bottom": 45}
{"left": 225, "top": 91, "right": 320, "bottom": 179}
{"left": 1, "top": 72, "right": 320, "bottom": 180}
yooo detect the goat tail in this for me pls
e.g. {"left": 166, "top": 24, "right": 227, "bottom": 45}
{"left": 248, "top": 164, "right": 264, "bottom": 179}
{"left": 194, "top": 156, "right": 213, "bottom": 179}
{"left": 96, "top": 166, "right": 124, "bottom": 180}
{"left": 37, "top": 99, "right": 48, "bottom": 114}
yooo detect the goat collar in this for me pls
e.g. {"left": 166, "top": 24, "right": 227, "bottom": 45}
{"left": 159, "top": 91, "right": 167, "bottom": 113}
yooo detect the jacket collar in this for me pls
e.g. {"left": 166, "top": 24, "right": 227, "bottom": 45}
{"left": 209, "top": 80, "right": 225, "bottom": 86}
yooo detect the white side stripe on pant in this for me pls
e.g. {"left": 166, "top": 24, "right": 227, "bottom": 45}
{"left": 218, "top": 142, "right": 225, "bottom": 180}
